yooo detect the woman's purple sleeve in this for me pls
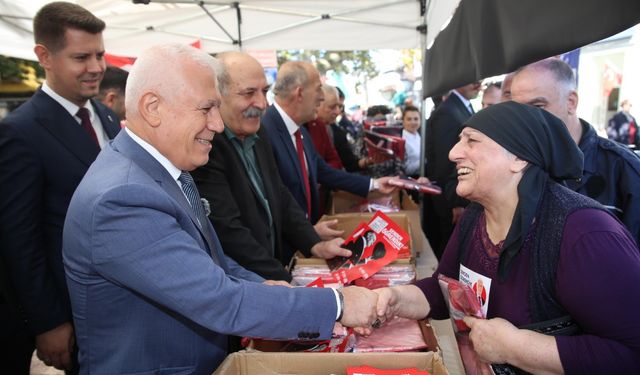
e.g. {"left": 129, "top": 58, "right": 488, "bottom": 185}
{"left": 415, "top": 221, "right": 465, "bottom": 320}
{"left": 555, "top": 209, "right": 640, "bottom": 374}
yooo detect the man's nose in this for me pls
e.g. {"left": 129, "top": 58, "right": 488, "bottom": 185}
{"left": 87, "top": 55, "right": 105, "bottom": 74}
{"left": 256, "top": 92, "right": 268, "bottom": 110}
{"left": 208, "top": 110, "right": 224, "bottom": 133}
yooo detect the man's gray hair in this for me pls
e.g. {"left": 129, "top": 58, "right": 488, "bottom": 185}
{"left": 215, "top": 51, "right": 232, "bottom": 95}
{"left": 321, "top": 83, "right": 338, "bottom": 98}
{"left": 273, "top": 61, "right": 309, "bottom": 99}
{"left": 516, "top": 58, "right": 576, "bottom": 96}
{"left": 125, "top": 44, "right": 221, "bottom": 117}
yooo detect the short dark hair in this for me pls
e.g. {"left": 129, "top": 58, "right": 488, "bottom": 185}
{"left": 336, "top": 86, "right": 345, "bottom": 100}
{"left": 366, "top": 105, "right": 391, "bottom": 117}
{"left": 402, "top": 105, "right": 420, "bottom": 118}
{"left": 99, "top": 66, "right": 129, "bottom": 96}
{"left": 33, "top": 2, "right": 105, "bottom": 52}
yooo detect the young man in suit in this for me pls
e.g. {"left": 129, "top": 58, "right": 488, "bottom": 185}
{"left": 424, "top": 81, "right": 481, "bottom": 258}
{"left": 62, "top": 44, "right": 379, "bottom": 375}
{"left": 0, "top": 2, "right": 121, "bottom": 372}
{"left": 192, "top": 52, "right": 350, "bottom": 281}
{"left": 261, "top": 61, "right": 397, "bottom": 224}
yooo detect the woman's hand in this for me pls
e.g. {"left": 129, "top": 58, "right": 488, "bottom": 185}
{"left": 463, "top": 316, "right": 564, "bottom": 374}
{"left": 463, "top": 316, "right": 518, "bottom": 364}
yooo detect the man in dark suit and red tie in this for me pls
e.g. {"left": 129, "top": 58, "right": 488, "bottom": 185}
{"left": 0, "top": 2, "right": 121, "bottom": 373}
{"left": 261, "top": 61, "right": 397, "bottom": 226}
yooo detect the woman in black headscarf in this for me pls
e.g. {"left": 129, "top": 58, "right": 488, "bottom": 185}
{"left": 372, "top": 102, "right": 640, "bottom": 374}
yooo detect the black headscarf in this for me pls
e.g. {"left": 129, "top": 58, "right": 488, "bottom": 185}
{"left": 463, "top": 101, "right": 583, "bottom": 279}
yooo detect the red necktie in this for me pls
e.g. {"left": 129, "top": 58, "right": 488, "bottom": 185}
{"left": 295, "top": 129, "right": 312, "bottom": 218}
{"left": 76, "top": 107, "right": 99, "bottom": 146}
{"left": 629, "top": 119, "right": 637, "bottom": 145}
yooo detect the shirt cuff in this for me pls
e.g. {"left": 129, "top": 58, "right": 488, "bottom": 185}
{"left": 332, "top": 288, "right": 343, "bottom": 321}
{"left": 368, "top": 178, "right": 379, "bottom": 192}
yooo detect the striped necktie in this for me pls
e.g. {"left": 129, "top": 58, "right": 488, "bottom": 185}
{"left": 178, "top": 171, "right": 208, "bottom": 229}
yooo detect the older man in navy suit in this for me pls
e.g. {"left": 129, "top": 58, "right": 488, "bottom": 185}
{"left": 0, "top": 3, "right": 120, "bottom": 373}
{"left": 62, "top": 44, "right": 379, "bottom": 375}
{"left": 261, "top": 61, "right": 397, "bottom": 226}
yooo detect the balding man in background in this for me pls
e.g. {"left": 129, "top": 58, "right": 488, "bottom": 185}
{"left": 304, "top": 84, "right": 344, "bottom": 170}
{"left": 261, "top": 61, "right": 396, "bottom": 230}
{"left": 511, "top": 58, "right": 640, "bottom": 244}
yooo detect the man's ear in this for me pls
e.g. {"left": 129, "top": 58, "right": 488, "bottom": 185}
{"left": 567, "top": 90, "right": 579, "bottom": 116}
{"left": 103, "top": 91, "right": 117, "bottom": 109}
{"left": 34, "top": 44, "right": 51, "bottom": 70}
{"left": 293, "top": 85, "right": 304, "bottom": 103}
{"left": 138, "top": 92, "right": 161, "bottom": 127}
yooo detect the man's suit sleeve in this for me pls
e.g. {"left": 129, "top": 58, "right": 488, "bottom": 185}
{"left": 193, "top": 151, "right": 293, "bottom": 281}
{"left": 0, "top": 122, "right": 69, "bottom": 334}
{"left": 88, "top": 184, "right": 337, "bottom": 339}
{"left": 311, "top": 138, "right": 370, "bottom": 197}
{"left": 222, "top": 254, "right": 264, "bottom": 283}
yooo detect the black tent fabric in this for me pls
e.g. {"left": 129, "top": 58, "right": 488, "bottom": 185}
{"left": 423, "top": 0, "right": 640, "bottom": 97}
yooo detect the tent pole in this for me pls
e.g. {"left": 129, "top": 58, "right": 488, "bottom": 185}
{"left": 197, "top": 2, "right": 238, "bottom": 45}
{"left": 419, "top": 0, "right": 429, "bottom": 238}
{"left": 419, "top": 0, "right": 429, "bottom": 178}
{"left": 233, "top": 2, "right": 242, "bottom": 49}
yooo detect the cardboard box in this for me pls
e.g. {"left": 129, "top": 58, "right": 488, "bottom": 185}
{"left": 213, "top": 350, "right": 449, "bottom": 375}
{"left": 330, "top": 190, "right": 420, "bottom": 215}
{"left": 248, "top": 319, "right": 438, "bottom": 354}
{"left": 330, "top": 190, "right": 402, "bottom": 215}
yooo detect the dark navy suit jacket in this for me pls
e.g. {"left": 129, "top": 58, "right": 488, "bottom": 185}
{"left": 261, "top": 105, "right": 370, "bottom": 223}
{"left": 0, "top": 88, "right": 120, "bottom": 335}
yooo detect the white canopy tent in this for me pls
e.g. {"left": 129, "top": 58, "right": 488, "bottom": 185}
{"left": 0, "top": 0, "right": 461, "bottom": 61}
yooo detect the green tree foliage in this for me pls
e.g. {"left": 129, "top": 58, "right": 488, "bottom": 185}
{"left": 277, "top": 50, "right": 377, "bottom": 79}
{"left": 0, "top": 55, "right": 44, "bottom": 82}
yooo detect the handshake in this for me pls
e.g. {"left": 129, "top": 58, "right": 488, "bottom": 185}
{"left": 338, "top": 284, "right": 429, "bottom": 332}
